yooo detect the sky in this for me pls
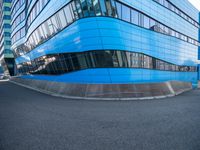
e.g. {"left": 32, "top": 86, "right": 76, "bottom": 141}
{"left": 188, "top": 0, "right": 200, "bottom": 10}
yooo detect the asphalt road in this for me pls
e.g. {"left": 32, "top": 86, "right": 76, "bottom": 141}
{"left": 0, "top": 81, "right": 200, "bottom": 150}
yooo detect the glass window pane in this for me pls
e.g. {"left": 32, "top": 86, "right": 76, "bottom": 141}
{"left": 92, "top": 0, "right": 101, "bottom": 16}
{"left": 77, "top": 53, "right": 88, "bottom": 69}
{"left": 86, "top": 0, "right": 95, "bottom": 16}
{"left": 139, "top": 14, "right": 144, "bottom": 26}
{"left": 38, "top": 26, "right": 45, "bottom": 42}
{"left": 80, "top": 0, "right": 90, "bottom": 17}
{"left": 116, "top": 2, "right": 121, "bottom": 19}
{"left": 29, "top": 35, "right": 35, "bottom": 48}
{"left": 32, "top": 32, "right": 39, "bottom": 45}
{"left": 108, "top": 51, "right": 119, "bottom": 67}
{"left": 143, "top": 15, "right": 150, "bottom": 29}
{"left": 93, "top": 51, "right": 114, "bottom": 67}
{"left": 35, "top": 29, "right": 41, "bottom": 44}
{"left": 70, "top": 1, "right": 79, "bottom": 20}
{"left": 41, "top": 23, "right": 50, "bottom": 38}
{"left": 64, "top": 5, "right": 73, "bottom": 24}
{"left": 116, "top": 51, "right": 128, "bottom": 67}
{"left": 143, "top": 55, "right": 152, "bottom": 68}
{"left": 131, "top": 9, "right": 139, "bottom": 25}
{"left": 105, "top": 0, "right": 112, "bottom": 16}
{"left": 150, "top": 19, "right": 156, "bottom": 30}
{"left": 110, "top": 0, "right": 117, "bottom": 17}
{"left": 122, "top": 5, "right": 130, "bottom": 22}
{"left": 47, "top": 19, "right": 55, "bottom": 35}
{"left": 99, "top": 0, "right": 107, "bottom": 16}
{"left": 171, "top": 30, "right": 175, "bottom": 36}
{"left": 51, "top": 16, "right": 60, "bottom": 32}
{"left": 57, "top": 9, "right": 67, "bottom": 28}
{"left": 74, "top": 0, "right": 83, "bottom": 18}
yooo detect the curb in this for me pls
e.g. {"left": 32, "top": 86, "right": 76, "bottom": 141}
{"left": 9, "top": 80, "right": 185, "bottom": 101}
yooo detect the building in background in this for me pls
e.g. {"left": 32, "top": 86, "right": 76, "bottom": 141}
{"left": 0, "top": 0, "right": 14, "bottom": 76}
{"left": 11, "top": 0, "right": 200, "bottom": 86}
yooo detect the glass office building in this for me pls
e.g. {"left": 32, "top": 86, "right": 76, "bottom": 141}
{"left": 0, "top": 0, "right": 14, "bottom": 76}
{"left": 11, "top": 0, "right": 200, "bottom": 86}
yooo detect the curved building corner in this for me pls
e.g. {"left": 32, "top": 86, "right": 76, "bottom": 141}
{"left": 10, "top": 0, "right": 200, "bottom": 99}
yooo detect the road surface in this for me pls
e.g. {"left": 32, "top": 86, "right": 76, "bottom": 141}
{"left": 0, "top": 81, "right": 200, "bottom": 150}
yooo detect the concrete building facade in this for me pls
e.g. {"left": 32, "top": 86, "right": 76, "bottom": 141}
{"left": 0, "top": 0, "right": 14, "bottom": 76}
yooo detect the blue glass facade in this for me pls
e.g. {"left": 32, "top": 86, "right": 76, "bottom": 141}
{"left": 11, "top": 0, "right": 200, "bottom": 86}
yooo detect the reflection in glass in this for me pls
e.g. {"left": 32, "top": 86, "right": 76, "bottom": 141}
{"left": 17, "top": 50, "right": 197, "bottom": 75}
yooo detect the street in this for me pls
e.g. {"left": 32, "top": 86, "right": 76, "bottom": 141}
{"left": 0, "top": 81, "right": 200, "bottom": 150}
